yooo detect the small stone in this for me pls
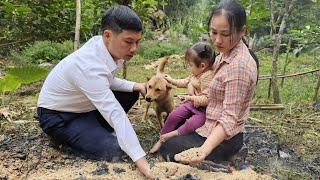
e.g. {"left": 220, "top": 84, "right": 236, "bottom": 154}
{"left": 113, "top": 167, "right": 126, "bottom": 174}
{"left": 313, "top": 156, "right": 320, "bottom": 165}
{"left": 0, "top": 135, "right": 5, "bottom": 143}
{"left": 178, "top": 173, "right": 200, "bottom": 180}
{"left": 73, "top": 175, "right": 87, "bottom": 180}
{"left": 92, "top": 164, "right": 109, "bottom": 175}
{"left": 279, "top": 150, "right": 291, "bottom": 159}
{"left": 45, "top": 162, "right": 54, "bottom": 169}
{"left": 38, "top": 63, "right": 53, "bottom": 68}
{"left": 0, "top": 175, "right": 8, "bottom": 180}
{"left": 13, "top": 152, "right": 27, "bottom": 160}
{"left": 314, "top": 102, "right": 320, "bottom": 111}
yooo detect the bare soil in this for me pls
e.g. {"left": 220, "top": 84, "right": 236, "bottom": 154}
{"left": 0, "top": 93, "right": 319, "bottom": 179}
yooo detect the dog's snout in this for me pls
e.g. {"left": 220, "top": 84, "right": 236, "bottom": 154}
{"left": 145, "top": 96, "right": 152, "bottom": 102}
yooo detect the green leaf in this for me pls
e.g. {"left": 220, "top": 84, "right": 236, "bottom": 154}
{"left": 0, "top": 75, "right": 21, "bottom": 93}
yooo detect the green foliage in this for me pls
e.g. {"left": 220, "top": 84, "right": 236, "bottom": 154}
{"left": 0, "top": 0, "right": 166, "bottom": 53}
{"left": 138, "top": 40, "right": 189, "bottom": 60}
{"left": 253, "top": 52, "right": 320, "bottom": 104}
{"left": 0, "top": 75, "right": 21, "bottom": 93}
{"left": 1, "top": 1, "right": 76, "bottom": 42}
{"left": 165, "top": 0, "right": 212, "bottom": 42}
{"left": 241, "top": 0, "right": 269, "bottom": 34}
{"left": 164, "top": 0, "right": 197, "bottom": 20}
{"left": 184, "top": 0, "right": 211, "bottom": 42}
{"left": 0, "top": 66, "right": 48, "bottom": 93}
{"left": 289, "top": 24, "right": 320, "bottom": 50}
{"left": 80, "top": 0, "right": 114, "bottom": 39}
{"left": 131, "top": 0, "right": 167, "bottom": 29}
{"left": 7, "top": 66, "right": 48, "bottom": 84}
{"left": 11, "top": 40, "right": 73, "bottom": 64}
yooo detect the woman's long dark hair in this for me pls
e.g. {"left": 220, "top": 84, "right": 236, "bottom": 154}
{"left": 208, "top": 0, "right": 259, "bottom": 82}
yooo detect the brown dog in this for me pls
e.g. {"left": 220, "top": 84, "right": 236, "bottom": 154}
{"left": 142, "top": 56, "right": 175, "bottom": 129}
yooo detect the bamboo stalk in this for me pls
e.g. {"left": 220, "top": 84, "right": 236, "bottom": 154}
{"left": 74, "top": 0, "right": 81, "bottom": 51}
{"left": 259, "top": 69, "right": 320, "bottom": 80}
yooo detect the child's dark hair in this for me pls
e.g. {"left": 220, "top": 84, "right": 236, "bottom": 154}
{"left": 208, "top": 0, "right": 259, "bottom": 81}
{"left": 185, "top": 42, "right": 216, "bottom": 68}
{"left": 101, "top": 5, "right": 142, "bottom": 33}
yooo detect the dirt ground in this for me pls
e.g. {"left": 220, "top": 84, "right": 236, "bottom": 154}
{"left": 0, "top": 90, "right": 319, "bottom": 179}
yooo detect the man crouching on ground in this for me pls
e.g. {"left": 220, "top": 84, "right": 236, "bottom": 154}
{"left": 36, "top": 5, "right": 153, "bottom": 178}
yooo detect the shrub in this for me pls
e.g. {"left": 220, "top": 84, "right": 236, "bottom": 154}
{"left": 139, "top": 41, "right": 189, "bottom": 60}
{"left": 11, "top": 40, "right": 73, "bottom": 64}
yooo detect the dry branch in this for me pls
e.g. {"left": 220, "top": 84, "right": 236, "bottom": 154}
{"left": 249, "top": 104, "right": 285, "bottom": 111}
{"left": 259, "top": 69, "right": 320, "bottom": 80}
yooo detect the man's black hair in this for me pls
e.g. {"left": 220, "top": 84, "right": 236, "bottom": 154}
{"left": 101, "top": 5, "right": 142, "bottom": 33}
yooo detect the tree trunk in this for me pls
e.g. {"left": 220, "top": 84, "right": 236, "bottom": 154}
{"left": 281, "top": 38, "right": 292, "bottom": 87}
{"left": 249, "top": 33, "right": 257, "bottom": 50}
{"left": 247, "top": 0, "right": 254, "bottom": 16}
{"left": 314, "top": 73, "right": 320, "bottom": 103}
{"left": 270, "top": 0, "right": 298, "bottom": 104}
{"left": 269, "top": 0, "right": 275, "bottom": 36}
{"left": 74, "top": 0, "right": 81, "bottom": 51}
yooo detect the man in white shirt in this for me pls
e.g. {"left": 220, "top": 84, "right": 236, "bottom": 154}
{"left": 36, "top": 5, "right": 152, "bottom": 178}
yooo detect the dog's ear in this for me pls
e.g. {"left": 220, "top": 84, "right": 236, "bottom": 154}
{"left": 146, "top": 77, "right": 151, "bottom": 81}
{"left": 166, "top": 83, "right": 176, "bottom": 89}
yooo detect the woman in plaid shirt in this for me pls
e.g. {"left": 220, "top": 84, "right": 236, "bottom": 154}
{"left": 159, "top": 0, "right": 259, "bottom": 164}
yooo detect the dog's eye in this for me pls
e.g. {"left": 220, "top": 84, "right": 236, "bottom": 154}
{"left": 148, "top": 85, "right": 152, "bottom": 88}
{"left": 156, "top": 88, "right": 161, "bottom": 91}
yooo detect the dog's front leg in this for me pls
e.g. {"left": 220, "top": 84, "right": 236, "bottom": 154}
{"left": 142, "top": 102, "right": 151, "bottom": 123}
{"left": 156, "top": 112, "right": 164, "bottom": 129}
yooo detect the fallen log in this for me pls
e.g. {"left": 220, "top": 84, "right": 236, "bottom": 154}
{"left": 249, "top": 104, "right": 285, "bottom": 111}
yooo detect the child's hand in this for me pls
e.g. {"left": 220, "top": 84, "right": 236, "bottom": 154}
{"left": 178, "top": 95, "right": 191, "bottom": 103}
{"left": 164, "top": 74, "right": 173, "bottom": 83}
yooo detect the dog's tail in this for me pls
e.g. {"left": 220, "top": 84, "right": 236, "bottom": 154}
{"left": 156, "top": 56, "right": 170, "bottom": 75}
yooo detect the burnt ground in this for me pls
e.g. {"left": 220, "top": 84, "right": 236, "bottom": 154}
{"left": 0, "top": 93, "right": 319, "bottom": 179}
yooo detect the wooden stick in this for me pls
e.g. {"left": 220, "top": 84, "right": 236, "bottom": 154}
{"left": 250, "top": 104, "right": 285, "bottom": 111}
{"left": 259, "top": 69, "right": 320, "bottom": 80}
{"left": 0, "top": 39, "right": 32, "bottom": 47}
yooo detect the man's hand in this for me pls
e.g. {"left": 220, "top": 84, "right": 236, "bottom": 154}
{"left": 135, "top": 157, "right": 153, "bottom": 179}
{"left": 133, "top": 83, "right": 147, "bottom": 97}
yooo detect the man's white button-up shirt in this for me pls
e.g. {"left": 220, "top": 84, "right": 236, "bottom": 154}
{"left": 38, "top": 35, "right": 146, "bottom": 162}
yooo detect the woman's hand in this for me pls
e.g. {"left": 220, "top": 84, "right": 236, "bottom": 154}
{"left": 135, "top": 157, "right": 154, "bottom": 179}
{"left": 174, "top": 147, "right": 208, "bottom": 164}
{"left": 133, "top": 82, "right": 147, "bottom": 97}
{"left": 175, "top": 124, "right": 227, "bottom": 164}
